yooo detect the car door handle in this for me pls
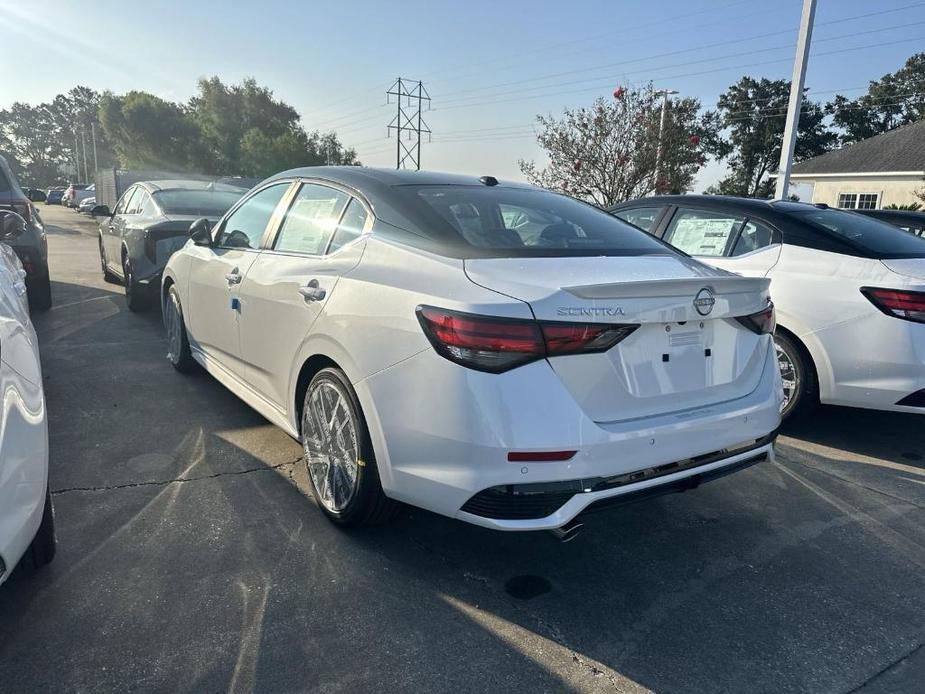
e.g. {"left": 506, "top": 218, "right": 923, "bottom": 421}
{"left": 225, "top": 269, "right": 242, "bottom": 285}
{"left": 298, "top": 279, "right": 326, "bottom": 302}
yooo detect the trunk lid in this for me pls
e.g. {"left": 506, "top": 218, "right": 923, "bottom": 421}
{"left": 465, "top": 255, "right": 773, "bottom": 423}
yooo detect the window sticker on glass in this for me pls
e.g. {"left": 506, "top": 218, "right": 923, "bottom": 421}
{"left": 666, "top": 209, "right": 743, "bottom": 256}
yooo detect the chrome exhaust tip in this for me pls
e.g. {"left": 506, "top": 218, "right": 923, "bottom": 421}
{"left": 549, "top": 519, "right": 584, "bottom": 543}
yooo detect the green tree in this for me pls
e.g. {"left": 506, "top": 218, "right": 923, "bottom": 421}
{"left": 99, "top": 91, "right": 203, "bottom": 170}
{"left": 0, "top": 103, "right": 60, "bottom": 184}
{"left": 703, "top": 76, "right": 835, "bottom": 198}
{"left": 828, "top": 53, "right": 925, "bottom": 145}
{"left": 188, "top": 77, "right": 358, "bottom": 176}
{"left": 519, "top": 86, "right": 710, "bottom": 206}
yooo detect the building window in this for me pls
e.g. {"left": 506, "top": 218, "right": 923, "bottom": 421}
{"left": 837, "top": 193, "right": 879, "bottom": 210}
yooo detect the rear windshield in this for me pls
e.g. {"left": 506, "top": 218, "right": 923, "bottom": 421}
{"left": 791, "top": 208, "right": 925, "bottom": 258}
{"left": 390, "top": 185, "right": 672, "bottom": 258}
{"left": 153, "top": 189, "right": 243, "bottom": 216}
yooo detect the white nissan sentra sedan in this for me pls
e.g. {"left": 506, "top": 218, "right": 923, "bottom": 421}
{"left": 0, "top": 211, "right": 55, "bottom": 584}
{"left": 162, "top": 168, "right": 782, "bottom": 534}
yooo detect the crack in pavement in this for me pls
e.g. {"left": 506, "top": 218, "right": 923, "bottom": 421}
{"left": 52, "top": 457, "right": 303, "bottom": 495}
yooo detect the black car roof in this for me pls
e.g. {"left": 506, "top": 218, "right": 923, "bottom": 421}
{"left": 264, "top": 166, "right": 534, "bottom": 191}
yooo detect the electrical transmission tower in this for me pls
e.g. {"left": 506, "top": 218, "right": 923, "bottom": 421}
{"left": 386, "top": 78, "right": 431, "bottom": 170}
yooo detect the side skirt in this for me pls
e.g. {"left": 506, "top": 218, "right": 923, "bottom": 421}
{"left": 190, "top": 347, "right": 300, "bottom": 440}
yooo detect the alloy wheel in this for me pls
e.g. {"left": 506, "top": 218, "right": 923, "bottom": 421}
{"left": 302, "top": 379, "right": 360, "bottom": 513}
{"left": 775, "top": 339, "right": 800, "bottom": 415}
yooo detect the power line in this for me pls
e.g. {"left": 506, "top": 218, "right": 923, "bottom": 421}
{"left": 301, "top": 1, "right": 925, "bottom": 130}
{"left": 428, "top": 34, "right": 925, "bottom": 114}
{"left": 435, "top": 21, "right": 925, "bottom": 110}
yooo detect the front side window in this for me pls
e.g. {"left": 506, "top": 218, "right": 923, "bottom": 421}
{"left": 391, "top": 185, "right": 669, "bottom": 258}
{"left": 216, "top": 183, "right": 289, "bottom": 250}
{"left": 613, "top": 206, "right": 663, "bottom": 233}
{"left": 274, "top": 183, "right": 349, "bottom": 255}
{"left": 663, "top": 208, "right": 744, "bottom": 257}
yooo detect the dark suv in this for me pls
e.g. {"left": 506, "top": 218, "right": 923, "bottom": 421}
{"left": 0, "top": 154, "right": 52, "bottom": 311}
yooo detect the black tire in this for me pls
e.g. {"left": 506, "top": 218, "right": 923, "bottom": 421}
{"left": 122, "top": 255, "right": 149, "bottom": 312}
{"left": 99, "top": 238, "right": 120, "bottom": 284}
{"left": 165, "top": 284, "right": 198, "bottom": 373}
{"left": 27, "top": 274, "right": 52, "bottom": 312}
{"left": 27, "top": 486, "right": 56, "bottom": 570}
{"left": 302, "top": 367, "right": 397, "bottom": 527}
{"left": 775, "top": 331, "right": 817, "bottom": 420}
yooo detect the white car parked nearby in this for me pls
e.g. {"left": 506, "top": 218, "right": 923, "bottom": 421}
{"left": 0, "top": 211, "right": 55, "bottom": 585}
{"left": 162, "top": 169, "right": 782, "bottom": 535}
{"left": 610, "top": 196, "right": 925, "bottom": 418}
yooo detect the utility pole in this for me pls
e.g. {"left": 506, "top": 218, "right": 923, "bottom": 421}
{"left": 91, "top": 122, "right": 98, "bottom": 175}
{"left": 73, "top": 131, "right": 80, "bottom": 180}
{"left": 654, "top": 89, "right": 678, "bottom": 194}
{"left": 386, "top": 78, "right": 431, "bottom": 170}
{"left": 775, "top": 0, "right": 817, "bottom": 200}
{"left": 80, "top": 127, "right": 89, "bottom": 182}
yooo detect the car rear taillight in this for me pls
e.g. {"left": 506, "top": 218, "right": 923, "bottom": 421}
{"left": 735, "top": 303, "right": 776, "bottom": 335}
{"left": 861, "top": 287, "right": 925, "bottom": 324}
{"left": 416, "top": 306, "right": 638, "bottom": 373}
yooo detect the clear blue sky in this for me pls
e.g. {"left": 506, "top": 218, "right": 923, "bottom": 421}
{"left": 2, "top": 0, "right": 923, "bottom": 189}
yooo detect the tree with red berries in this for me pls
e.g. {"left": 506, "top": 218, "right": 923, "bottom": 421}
{"left": 519, "top": 84, "right": 711, "bottom": 207}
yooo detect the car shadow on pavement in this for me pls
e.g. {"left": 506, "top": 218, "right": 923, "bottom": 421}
{"left": 781, "top": 405, "right": 925, "bottom": 467}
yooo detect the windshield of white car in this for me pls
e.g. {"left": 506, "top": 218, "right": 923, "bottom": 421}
{"left": 790, "top": 208, "right": 925, "bottom": 258}
{"left": 392, "top": 185, "right": 674, "bottom": 258}
{"left": 152, "top": 189, "right": 243, "bottom": 217}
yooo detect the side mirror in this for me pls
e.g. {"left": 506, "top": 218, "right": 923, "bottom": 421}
{"left": 0, "top": 211, "right": 27, "bottom": 242}
{"left": 91, "top": 204, "right": 111, "bottom": 217}
{"left": 189, "top": 218, "right": 213, "bottom": 247}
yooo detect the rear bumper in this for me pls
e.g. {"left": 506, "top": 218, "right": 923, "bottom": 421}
{"left": 818, "top": 309, "right": 925, "bottom": 414}
{"left": 359, "top": 336, "right": 783, "bottom": 531}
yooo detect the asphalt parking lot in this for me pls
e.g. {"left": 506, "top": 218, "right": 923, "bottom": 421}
{"left": 0, "top": 204, "right": 923, "bottom": 693}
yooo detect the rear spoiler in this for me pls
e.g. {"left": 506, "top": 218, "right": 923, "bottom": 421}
{"left": 563, "top": 276, "right": 771, "bottom": 300}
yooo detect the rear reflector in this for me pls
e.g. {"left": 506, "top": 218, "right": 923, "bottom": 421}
{"left": 861, "top": 287, "right": 925, "bottom": 324}
{"left": 416, "top": 306, "right": 638, "bottom": 373}
{"left": 735, "top": 303, "right": 776, "bottom": 335}
{"left": 507, "top": 450, "right": 577, "bottom": 462}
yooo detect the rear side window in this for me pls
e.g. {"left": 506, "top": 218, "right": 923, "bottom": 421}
{"left": 730, "top": 220, "right": 775, "bottom": 256}
{"left": 329, "top": 198, "right": 368, "bottom": 253}
{"left": 274, "top": 183, "right": 349, "bottom": 255}
{"left": 664, "top": 208, "right": 743, "bottom": 256}
{"left": 392, "top": 185, "right": 670, "bottom": 259}
{"left": 791, "top": 208, "right": 925, "bottom": 259}
{"left": 613, "top": 206, "right": 663, "bottom": 233}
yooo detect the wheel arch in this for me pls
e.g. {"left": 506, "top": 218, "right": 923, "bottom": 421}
{"left": 775, "top": 323, "right": 821, "bottom": 395}
{"left": 293, "top": 354, "right": 341, "bottom": 436}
